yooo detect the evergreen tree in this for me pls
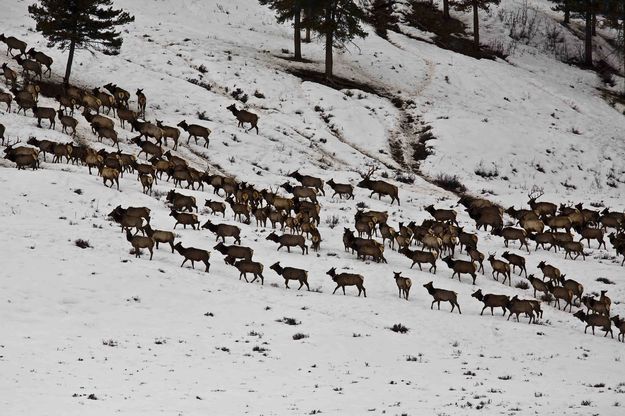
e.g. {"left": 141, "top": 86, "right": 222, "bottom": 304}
{"left": 309, "top": 0, "right": 368, "bottom": 79}
{"left": 28, "top": 0, "right": 134, "bottom": 84}
{"left": 452, "top": 0, "right": 500, "bottom": 52}
{"left": 260, "top": 0, "right": 311, "bottom": 60}
{"left": 368, "top": 0, "right": 399, "bottom": 39}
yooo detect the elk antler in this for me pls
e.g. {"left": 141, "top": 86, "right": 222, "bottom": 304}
{"left": 359, "top": 166, "right": 378, "bottom": 179}
{"left": 527, "top": 185, "right": 544, "bottom": 201}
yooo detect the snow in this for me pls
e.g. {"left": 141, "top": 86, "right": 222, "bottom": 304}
{"left": 1, "top": 0, "right": 625, "bottom": 414}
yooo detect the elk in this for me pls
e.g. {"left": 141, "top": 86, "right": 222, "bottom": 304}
{"left": 80, "top": 91, "right": 102, "bottom": 113}
{"left": 143, "top": 224, "right": 175, "bottom": 252}
{"left": 526, "top": 274, "right": 549, "bottom": 299}
{"left": 573, "top": 310, "right": 613, "bottom": 337}
{"left": 545, "top": 215, "right": 572, "bottom": 233}
{"left": 473, "top": 206, "right": 503, "bottom": 231}
{"left": 527, "top": 188, "right": 557, "bottom": 217}
{"left": 280, "top": 182, "right": 317, "bottom": 203}
{"left": 457, "top": 228, "right": 478, "bottom": 252}
{"left": 544, "top": 281, "right": 573, "bottom": 312}
{"left": 103, "top": 83, "right": 130, "bottom": 108}
{"left": 506, "top": 296, "right": 535, "bottom": 324}
{"left": 173, "top": 242, "right": 210, "bottom": 272}
{"left": 327, "top": 268, "right": 366, "bottom": 297}
{"left": 600, "top": 290, "right": 612, "bottom": 313}
{"left": 169, "top": 210, "right": 200, "bottom": 229}
{"left": 202, "top": 220, "right": 241, "bottom": 244}
{"left": 420, "top": 231, "right": 443, "bottom": 254}
{"left": 487, "top": 254, "right": 511, "bottom": 285}
{"left": 166, "top": 190, "right": 197, "bottom": 212}
{"left": 156, "top": 120, "right": 179, "bottom": 150}
{"left": 0, "top": 90, "right": 11, "bottom": 112}
{"left": 138, "top": 173, "right": 153, "bottom": 194}
{"left": 96, "top": 127, "right": 120, "bottom": 150}
{"left": 4, "top": 149, "right": 39, "bottom": 170}
{"left": 562, "top": 241, "right": 585, "bottom": 260}
{"left": 491, "top": 227, "right": 530, "bottom": 253}
{"left": 392, "top": 272, "right": 412, "bottom": 300}
{"left": 92, "top": 87, "right": 116, "bottom": 116}
{"left": 99, "top": 166, "right": 120, "bottom": 190}
{"left": 132, "top": 136, "right": 163, "bottom": 160}
{"left": 423, "top": 281, "right": 460, "bottom": 313}
{"left": 82, "top": 109, "right": 114, "bottom": 132}
{"left": 56, "top": 110, "right": 77, "bottom": 136}
{"left": 225, "top": 196, "right": 250, "bottom": 223}
{"left": 425, "top": 205, "right": 457, "bottom": 225}
{"left": 288, "top": 170, "right": 325, "bottom": 195}
{"left": 266, "top": 232, "right": 308, "bottom": 254}
{"left": 226, "top": 103, "right": 259, "bottom": 134}
{"left": 351, "top": 240, "right": 387, "bottom": 263}
{"left": 467, "top": 247, "right": 485, "bottom": 274}
{"left": 270, "top": 262, "right": 310, "bottom": 290}
{"left": 578, "top": 227, "right": 606, "bottom": 249}
{"left": 399, "top": 247, "right": 437, "bottom": 273}
{"left": 610, "top": 316, "right": 625, "bottom": 342}
{"left": 136, "top": 88, "right": 146, "bottom": 118}
{"left": 537, "top": 261, "right": 560, "bottom": 284}
{"left": 471, "top": 289, "right": 509, "bottom": 316}
{"left": 558, "top": 276, "right": 583, "bottom": 305}
{"left": 582, "top": 296, "right": 610, "bottom": 316}
{"left": 1, "top": 63, "right": 17, "bottom": 88}
{"left": 0, "top": 34, "right": 26, "bottom": 56}
{"left": 528, "top": 232, "right": 556, "bottom": 252}
{"left": 31, "top": 105, "right": 56, "bottom": 129}
{"left": 357, "top": 167, "right": 399, "bottom": 205}
{"left": 501, "top": 251, "right": 527, "bottom": 277}
{"left": 14, "top": 55, "right": 42, "bottom": 80}
{"left": 441, "top": 256, "right": 477, "bottom": 284}
{"left": 213, "top": 242, "right": 253, "bottom": 262}
{"left": 177, "top": 120, "right": 210, "bottom": 147}
{"left": 204, "top": 199, "right": 226, "bottom": 217}
{"left": 109, "top": 206, "right": 150, "bottom": 227}
{"left": 14, "top": 90, "right": 36, "bottom": 115}
{"left": 27, "top": 48, "right": 53, "bottom": 77}
{"left": 126, "top": 229, "right": 154, "bottom": 260}
{"left": 327, "top": 179, "right": 354, "bottom": 199}
{"left": 229, "top": 260, "right": 263, "bottom": 284}
{"left": 520, "top": 217, "right": 544, "bottom": 234}
{"left": 52, "top": 142, "right": 73, "bottom": 163}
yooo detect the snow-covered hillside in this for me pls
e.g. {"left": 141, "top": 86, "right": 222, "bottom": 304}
{"left": 1, "top": 0, "right": 625, "bottom": 415}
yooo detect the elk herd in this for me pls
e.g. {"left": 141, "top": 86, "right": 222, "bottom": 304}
{"left": 1, "top": 33, "right": 625, "bottom": 344}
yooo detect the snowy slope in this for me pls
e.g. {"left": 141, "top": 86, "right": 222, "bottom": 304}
{"left": 1, "top": 0, "right": 625, "bottom": 415}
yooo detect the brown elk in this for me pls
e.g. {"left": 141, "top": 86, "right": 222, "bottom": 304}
{"left": 214, "top": 242, "right": 253, "bottom": 262}
{"left": 166, "top": 190, "right": 197, "bottom": 212}
{"left": 562, "top": 241, "right": 585, "bottom": 260}
{"left": 492, "top": 227, "right": 530, "bottom": 253}
{"left": 487, "top": 254, "right": 511, "bottom": 285}
{"left": 501, "top": 251, "right": 527, "bottom": 277}
{"left": 226, "top": 103, "right": 259, "bottom": 134}
{"left": 57, "top": 110, "right": 78, "bottom": 136}
{"left": 177, "top": 120, "right": 210, "bottom": 147}
{"left": 0, "top": 91, "right": 11, "bottom": 112}
{"left": 528, "top": 231, "right": 556, "bottom": 252}
{"left": 266, "top": 232, "right": 308, "bottom": 254}
{"left": 0, "top": 34, "right": 27, "bottom": 56}
{"left": 92, "top": 87, "right": 116, "bottom": 116}
{"left": 103, "top": 83, "right": 130, "bottom": 108}
{"left": 559, "top": 275, "right": 583, "bottom": 305}
{"left": 610, "top": 316, "right": 625, "bottom": 342}
{"left": 202, "top": 220, "right": 241, "bottom": 244}
{"left": 546, "top": 281, "right": 573, "bottom": 312}
{"left": 573, "top": 310, "right": 613, "bottom": 337}
{"left": 136, "top": 88, "right": 146, "bottom": 118}
{"left": 578, "top": 227, "right": 606, "bottom": 249}
{"left": 205, "top": 199, "right": 227, "bottom": 217}
{"left": 169, "top": 210, "right": 200, "bottom": 229}
{"left": 1, "top": 63, "right": 17, "bottom": 88}
{"left": 527, "top": 188, "right": 557, "bottom": 217}
{"left": 132, "top": 136, "right": 163, "bottom": 160}
{"left": 225, "top": 196, "right": 251, "bottom": 223}
{"left": 173, "top": 242, "right": 210, "bottom": 272}
{"left": 545, "top": 215, "right": 572, "bottom": 233}
{"left": 441, "top": 256, "right": 477, "bottom": 284}
{"left": 15, "top": 55, "right": 42, "bottom": 80}
{"left": 288, "top": 170, "right": 325, "bottom": 195}
{"left": 506, "top": 296, "right": 535, "bottom": 324}
{"left": 280, "top": 182, "right": 317, "bottom": 203}
{"left": 423, "top": 281, "right": 460, "bottom": 313}
{"left": 27, "top": 48, "right": 53, "bottom": 77}
{"left": 526, "top": 274, "right": 549, "bottom": 299}
{"left": 143, "top": 224, "right": 175, "bottom": 252}
{"left": 233, "top": 260, "right": 265, "bottom": 284}
{"left": 471, "top": 289, "right": 509, "bottom": 316}
{"left": 537, "top": 261, "right": 560, "bottom": 284}
{"left": 126, "top": 229, "right": 154, "bottom": 260}
{"left": 270, "top": 262, "right": 309, "bottom": 290}
{"left": 156, "top": 120, "right": 180, "bottom": 150}
{"left": 327, "top": 268, "right": 366, "bottom": 297}
{"left": 357, "top": 167, "right": 399, "bottom": 205}
{"left": 467, "top": 247, "right": 485, "bottom": 274}
{"left": 327, "top": 179, "right": 354, "bottom": 199}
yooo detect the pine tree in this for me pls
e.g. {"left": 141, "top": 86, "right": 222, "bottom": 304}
{"left": 452, "top": 0, "right": 500, "bottom": 52}
{"left": 28, "top": 0, "right": 134, "bottom": 84}
{"left": 309, "top": 0, "right": 368, "bottom": 79}
{"left": 368, "top": 0, "right": 399, "bottom": 39}
{"left": 259, "top": 0, "right": 311, "bottom": 60}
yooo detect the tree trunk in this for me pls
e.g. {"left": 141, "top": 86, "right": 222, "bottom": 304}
{"left": 564, "top": 1, "right": 570, "bottom": 24}
{"left": 473, "top": 1, "right": 479, "bottom": 52}
{"left": 592, "top": 12, "right": 596, "bottom": 36}
{"left": 294, "top": 2, "right": 302, "bottom": 60}
{"left": 443, "top": 0, "right": 450, "bottom": 19}
{"left": 63, "top": 38, "right": 76, "bottom": 85}
{"left": 325, "top": 27, "right": 333, "bottom": 79}
{"left": 584, "top": 0, "right": 593, "bottom": 66}
{"left": 305, "top": 27, "right": 311, "bottom": 43}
